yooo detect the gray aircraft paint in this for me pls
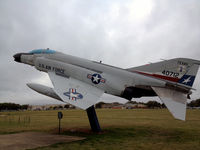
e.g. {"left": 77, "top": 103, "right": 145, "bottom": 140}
{"left": 13, "top": 49, "right": 200, "bottom": 120}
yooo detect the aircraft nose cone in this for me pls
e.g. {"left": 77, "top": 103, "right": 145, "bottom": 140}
{"left": 13, "top": 53, "right": 22, "bottom": 62}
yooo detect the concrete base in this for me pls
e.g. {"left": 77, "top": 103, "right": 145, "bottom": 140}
{"left": 0, "top": 132, "right": 85, "bottom": 150}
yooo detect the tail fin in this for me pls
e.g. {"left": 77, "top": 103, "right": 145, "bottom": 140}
{"left": 178, "top": 64, "right": 199, "bottom": 87}
{"left": 128, "top": 58, "right": 200, "bottom": 87}
{"left": 128, "top": 58, "right": 200, "bottom": 121}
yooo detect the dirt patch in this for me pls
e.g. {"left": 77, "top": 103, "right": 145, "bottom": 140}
{"left": 0, "top": 132, "right": 85, "bottom": 150}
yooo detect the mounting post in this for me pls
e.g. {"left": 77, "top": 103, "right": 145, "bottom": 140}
{"left": 86, "top": 105, "right": 101, "bottom": 132}
{"left": 58, "top": 112, "right": 63, "bottom": 134}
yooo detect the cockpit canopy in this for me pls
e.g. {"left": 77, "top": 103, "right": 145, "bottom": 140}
{"left": 29, "top": 48, "right": 56, "bottom": 54}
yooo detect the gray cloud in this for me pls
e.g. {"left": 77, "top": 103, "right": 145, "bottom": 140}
{"left": 0, "top": 0, "right": 200, "bottom": 104}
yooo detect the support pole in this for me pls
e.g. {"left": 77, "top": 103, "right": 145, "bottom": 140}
{"left": 58, "top": 112, "right": 63, "bottom": 134}
{"left": 86, "top": 105, "right": 101, "bottom": 132}
{"left": 58, "top": 118, "right": 61, "bottom": 134}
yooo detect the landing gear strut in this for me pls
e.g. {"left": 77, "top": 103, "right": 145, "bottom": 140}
{"left": 86, "top": 105, "right": 101, "bottom": 132}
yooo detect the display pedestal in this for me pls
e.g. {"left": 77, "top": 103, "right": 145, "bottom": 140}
{"left": 86, "top": 105, "right": 101, "bottom": 132}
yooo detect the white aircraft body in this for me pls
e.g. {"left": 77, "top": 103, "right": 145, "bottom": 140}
{"left": 13, "top": 49, "right": 200, "bottom": 121}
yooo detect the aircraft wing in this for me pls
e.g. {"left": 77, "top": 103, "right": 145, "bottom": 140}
{"left": 152, "top": 87, "right": 187, "bottom": 121}
{"left": 48, "top": 71, "right": 104, "bottom": 110}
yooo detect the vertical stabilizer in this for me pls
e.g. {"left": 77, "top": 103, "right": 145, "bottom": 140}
{"left": 128, "top": 58, "right": 200, "bottom": 88}
{"left": 178, "top": 64, "right": 199, "bottom": 87}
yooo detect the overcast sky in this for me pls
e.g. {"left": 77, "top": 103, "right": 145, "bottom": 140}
{"left": 0, "top": 0, "right": 200, "bottom": 105}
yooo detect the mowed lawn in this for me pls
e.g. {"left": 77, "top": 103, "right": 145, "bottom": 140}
{"left": 0, "top": 109, "right": 200, "bottom": 150}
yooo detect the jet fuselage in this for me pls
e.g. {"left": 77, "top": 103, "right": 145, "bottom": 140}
{"left": 14, "top": 49, "right": 200, "bottom": 120}
{"left": 16, "top": 51, "right": 165, "bottom": 99}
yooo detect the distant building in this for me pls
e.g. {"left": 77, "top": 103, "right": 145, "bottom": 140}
{"left": 137, "top": 104, "right": 147, "bottom": 108}
{"left": 99, "top": 101, "right": 148, "bottom": 109}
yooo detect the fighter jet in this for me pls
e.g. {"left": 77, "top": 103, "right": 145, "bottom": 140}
{"left": 13, "top": 48, "right": 200, "bottom": 121}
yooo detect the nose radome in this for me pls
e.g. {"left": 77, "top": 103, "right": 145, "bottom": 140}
{"left": 13, "top": 53, "right": 22, "bottom": 62}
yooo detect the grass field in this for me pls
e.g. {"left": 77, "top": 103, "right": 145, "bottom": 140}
{"left": 0, "top": 109, "right": 200, "bottom": 150}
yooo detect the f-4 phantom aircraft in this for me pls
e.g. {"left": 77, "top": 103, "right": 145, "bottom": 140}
{"left": 13, "top": 49, "right": 200, "bottom": 127}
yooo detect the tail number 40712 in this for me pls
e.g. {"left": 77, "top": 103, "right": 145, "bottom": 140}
{"left": 162, "top": 70, "right": 179, "bottom": 78}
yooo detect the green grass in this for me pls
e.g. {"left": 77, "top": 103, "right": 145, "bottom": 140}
{"left": 1, "top": 109, "right": 200, "bottom": 149}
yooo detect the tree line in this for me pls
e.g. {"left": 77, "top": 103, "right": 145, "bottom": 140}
{"left": 96, "top": 99, "right": 200, "bottom": 109}
{"left": 133, "top": 99, "right": 200, "bottom": 108}
{"left": 137, "top": 99, "right": 200, "bottom": 108}
{"left": 0, "top": 99, "right": 200, "bottom": 111}
{"left": 188, "top": 99, "right": 200, "bottom": 107}
{"left": 0, "top": 103, "right": 29, "bottom": 111}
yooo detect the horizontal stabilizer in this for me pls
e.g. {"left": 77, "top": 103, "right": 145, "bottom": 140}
{"left": 152, "top": 87, "right": 187, "bottom": 121}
